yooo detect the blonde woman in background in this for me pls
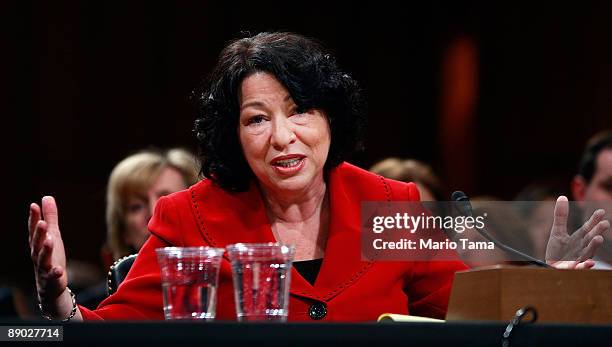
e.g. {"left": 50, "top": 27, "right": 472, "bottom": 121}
{"left": 106, "top": 148, "right": 200, "bottom": 260}
{"left": 17, "top": 148, "right": 200, "bottom": 315}
{"left": 370, "top": 158, "right": 444, "bottom": 201}
{"left": 72, "top": 148, "right": 200, "bottom": 309}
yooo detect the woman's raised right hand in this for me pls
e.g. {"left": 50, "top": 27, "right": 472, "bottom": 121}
{"left": 28, "top": 196, "right": 80, "bottom": 320}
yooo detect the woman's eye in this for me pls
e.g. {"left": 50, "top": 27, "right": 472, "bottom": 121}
{"left": 246, "top": 115, "right": 266, "bottom": 126}
{"left": 128, "top": 202, "right": 145, "bottom": 213}
{"left": 291, "top": 109, "right": 311, "bottom": 122}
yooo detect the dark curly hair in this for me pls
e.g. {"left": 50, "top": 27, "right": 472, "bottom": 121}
{"left": 193, "top": 32, "right": 366, "bottom": 192}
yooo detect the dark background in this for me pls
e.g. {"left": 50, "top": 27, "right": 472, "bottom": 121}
{"left": 3, "top": 1, "right": 612, "bottom": 283}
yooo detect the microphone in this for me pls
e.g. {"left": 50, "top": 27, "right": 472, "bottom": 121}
{"left": 451, "top": 191, "right": 551, "bottom": 268}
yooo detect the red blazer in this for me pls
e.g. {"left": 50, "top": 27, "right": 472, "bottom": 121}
{"left": 80, "top": 162, "right": 467, "bottom": 321}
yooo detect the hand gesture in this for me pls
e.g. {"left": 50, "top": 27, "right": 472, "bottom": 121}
{"left": 546, "top": 196, "right": 609, "bottom": 269}
{"left": 28, "top": 196, "right": 72, "bottom": 318}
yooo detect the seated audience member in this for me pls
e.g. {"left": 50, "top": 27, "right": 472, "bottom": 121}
{"left": 571, "top": 130, "right": 612, "bottom": 269}
{"left": 27, "top": 32, "right": 605, "bottom": 323}
{"left": 370, "top": 158, "right": 444, "bottom": 201}
{"left": 105, "top": 148, "right": 200, "bottom": 261}
{"left": 60, "top": 148, "right": 200, "bottom": 310}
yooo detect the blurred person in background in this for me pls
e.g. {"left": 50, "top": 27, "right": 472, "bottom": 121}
{"left": 370, "top": 158, "right": 444, "bottom": 201}
{"left": 105, "top": 148, "right": 200, "bottom": 261}
{"left": 6, "top": 148, "right": 199, "bottom": 318}
{"left": 571, "top": 130, "right": 612, "bottom": 269}
{"left": 78, "top": 148, "right": 200, "bottom": 309}
{"left": 50, "top": 148, "right": 199, "bottom": 312}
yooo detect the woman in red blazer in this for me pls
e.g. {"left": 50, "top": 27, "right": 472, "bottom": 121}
{"left": 28, "top": 32, "right": 602, "bottom": 322}
{"left": 78, "top": 162, "right": 466, "bottom": 321}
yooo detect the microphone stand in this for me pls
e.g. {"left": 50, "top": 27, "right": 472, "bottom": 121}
{"left": 451, "top": 191, "right": 552, "bottom": 268}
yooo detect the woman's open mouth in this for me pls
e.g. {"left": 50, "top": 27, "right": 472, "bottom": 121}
{"left": 271, "top": 155, "right": 306, "bottom": 175}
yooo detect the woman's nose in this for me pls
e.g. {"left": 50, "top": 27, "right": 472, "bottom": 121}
{"left": 270, "top": 117, "right": 296, "bottom": 150}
